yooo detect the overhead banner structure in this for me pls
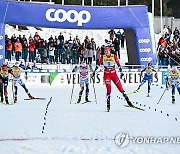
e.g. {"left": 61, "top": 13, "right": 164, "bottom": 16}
{"left": 0, "top": 0, "right": 154, "bottom": 65}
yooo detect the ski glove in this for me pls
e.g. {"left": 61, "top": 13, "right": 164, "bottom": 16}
{"left": 119, "top": 67, "right": 122, "bottom": 72}
{"left": 91, "top": 71, "right": 95, "bottom": 78}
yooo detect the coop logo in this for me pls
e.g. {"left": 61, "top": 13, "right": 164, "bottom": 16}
{"left": 0, "top": 55, "right": 3, "bottom": 60}
{"left": 46, "top": 9, "right": 91, "bottom": 26}
{"left": 138, "top": 39, "right": 150, "bottom": 44}
{"left": 0, "top": 45, "right": 3, "bottom": 50}
{"left": 141, "top": 57, "right": 152, "bottom": 62}
{"left": 0, "top": 36, "right": 3, "bottom": 40}
{"left": 139, "top": 48, "right": 151, "bottom": 53}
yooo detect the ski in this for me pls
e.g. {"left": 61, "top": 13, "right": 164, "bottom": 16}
{"left": 24, "top": 97, "right": 46, "bottom": 100}
{"left": 82, "top": 101, "right": 92, "bottom": 104}
{"left": 0, "top": 101, "right": 14, "bottom": 105}
{"left": 127, "top": 90, "right": 143, "bottom": 95}
{"left": 124, "top": 105, "right": 145, "bottom": 111}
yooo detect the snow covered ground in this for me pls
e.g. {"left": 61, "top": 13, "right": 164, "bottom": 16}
{"left": 0, "top": 83, "right": 180, "bottom": 154}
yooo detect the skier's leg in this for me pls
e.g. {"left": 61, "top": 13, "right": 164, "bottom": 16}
{"left": 77, "top": 81, "right": 84, "bottom": 103}
{"left": 0, "top": 79, "right": 3, "bottom": 102}
{"left": 176, "top": 83, "right": 180, "bottom": 95}
{"left": 111, "top": 72, "right": 133, "bottom": 107}
{"left": 137, "top": 78, "right": 146, "bottom": 90}
{"left": 147, "top": 78, "right": 152, "bottom": 97}
{"left": 85, "top": 81, "right": 90, "bottom": 102}
{"left": 172, "top": 84, "right": 175, "bottom": 104}
{"left": 4, "top": 81, "right": 9, "bottom": 104}
{"left": 18, "top": 79, "right": 34, "bottom": 99}
{"left": 104, "top": 73, "right": 111, "bottom": 111}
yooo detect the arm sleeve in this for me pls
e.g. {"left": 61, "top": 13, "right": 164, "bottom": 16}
{"left": 141, "top": 68, "right": 146, "bottom": 73}
{"left": 152, "top": 67, "right": 157, "bottom": 72}
{"left": 72, "top": 66, "right": 79, "bottom": 72}
{"left": 114, "top": 54, "right": 120, "bottom": 67}
{"left": 94, "top": 55, "right": 103, "bottom": 71}
{"left": 97, "top": 55, "right": 103, "bottom": 66}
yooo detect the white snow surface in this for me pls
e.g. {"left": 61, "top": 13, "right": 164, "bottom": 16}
{"left": 0, "top": 83, "right": 180, "bottom": 154}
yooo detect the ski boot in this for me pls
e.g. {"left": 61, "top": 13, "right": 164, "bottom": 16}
{"left": 85, "top": 94, "right": 90, "bottom": 102}
{"left": 5, "top": 96, "right": 10, "bottom": 105}
{"left": 76, "top": 96, "right": 81, "bottom": 104}
{"left": 134, "top": 88, "right": 140, "bottom": 93}
{"left": 107, "top": 94, "right": 110, "bottom": 112}
{"left": 27, "top": 92, "right": 35, "bottom": 99}
{"left": 14, "top": 96, "right": 17, "bottom": 103}
{"left": 123, "top": 93, "right": 134, "bottom": 107}
{"left": 172, "top": 95, "right": 175, "bottom": 104}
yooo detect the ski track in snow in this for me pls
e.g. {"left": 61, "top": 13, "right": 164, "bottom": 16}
{"left": 0, "top": 84, "right": 180, "bottom": 154}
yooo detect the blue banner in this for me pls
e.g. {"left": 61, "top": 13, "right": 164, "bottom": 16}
{"left": 135, "top": 27, "right": 153, "bottom": 65}
{"left": 0, "top": 1, "right": 154, "bottom": 65}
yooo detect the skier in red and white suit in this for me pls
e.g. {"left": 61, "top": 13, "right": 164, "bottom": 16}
{"left": 92, "top": 47, "right": 133, "bottom": 111}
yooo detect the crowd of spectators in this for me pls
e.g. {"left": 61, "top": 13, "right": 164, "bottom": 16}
{"left": 5, "top": 29, "right": 125, "bottom": 66}
{"left": 157, "top": 25, "right": 180, "bottom": 67}
{"left": 4, "top": 26, "right": 180, "bottom": 68}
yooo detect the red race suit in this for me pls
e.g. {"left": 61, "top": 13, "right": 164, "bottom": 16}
{"left": 98, "top": 54, "right": 124, "bottom": 94}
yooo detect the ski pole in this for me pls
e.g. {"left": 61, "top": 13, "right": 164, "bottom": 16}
{"left": 157, "top": 88, "right": 167, "bottom": 104}
{"left": 11, "top": 76, "right": 14, "bottom": 102}
{"left": 91, "top": 76, "right": 97, "bottom": 104}
{"left": 70, "top": 82, "right": 75, "bottom": 104}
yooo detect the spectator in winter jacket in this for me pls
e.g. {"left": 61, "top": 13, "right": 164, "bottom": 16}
{"left": 29, "top": 39, "right": 35, "bottom": 62}
{"left": 157, "top": 36, "right": 167, "bottom": 66}
{"left": 173, "top": 27, "right": 180, "bottom": 41}
{"left": 96, "top": 46, "right": 101, "bottom": 64}
{"left": 108, "top": 29, "right": 115, "bottom": 41}
{"left": 11, "top": 34, "right": 17, "bottom": 56}
{"left": 34, "top": 32, "right": 41, "bottom": 48}
{"left": 121, "top": 31, "right": 125, "bottom": 48}
{"left": 21, "top": 35, "right": 28, "bottom": 60}
{"left": 84, "top": 36, "right": 90, "bottom": 49}
{"left": 91, "top": 38, "right": 96, "bottom": 61}
{"left": 163, "top": 25, "right": 169, "bottom": 38}
{"left": 22, "top": 40, "right": 28, "bottom": 63}
{"left": 14, "top": 39, "right": 22, "bottom": 61}
{"left": 6, "top": 40, "right": 12, "bottom": 61}
{"left": 58, "top": 32, "right": 64, "bottom": 42}
{"left": 49, "top": 43, "right": 55, "bottom": 64}
{"left": 113, "top": 37, "right": 120, "bottom": 59}
{"left": 87, "top": 42, "right": 93, "bottom": 65}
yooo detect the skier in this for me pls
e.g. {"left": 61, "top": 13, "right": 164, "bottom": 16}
{"left": 92, "top": 46, "right": 134, "bottom": 112}
{"left": 135, "top": 63, "right": 158, "bottom": 97}
{"left": 166, "top": 67, "right": 180, "bottom": 104}
{"left": 11, "top": 62, "right": 34, "bottom": 103}
{"left": 0, "top": 63, "right": 12, "bottom": 104}
{"left": 72, "top": 62, "right": 92, "bottom": 104}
